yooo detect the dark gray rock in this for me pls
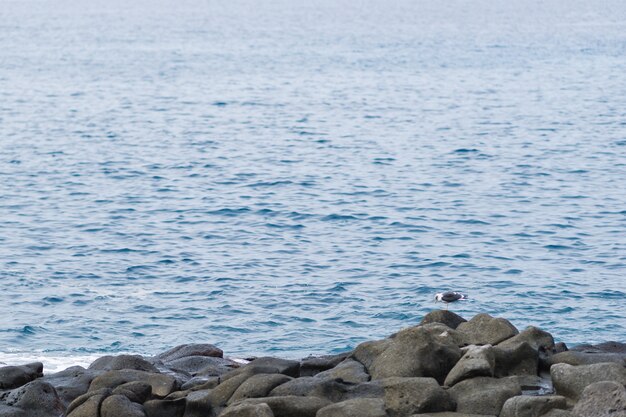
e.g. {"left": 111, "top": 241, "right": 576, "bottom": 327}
{"left": 542, "top": 410, "right": 573, "bottom": 417}
{"left": 220, "top": 402, "right": 274, "bottom": 417}
{"left": 315, "top": 359, "right": 370, "bottom": 384}
{"left": 66, "top": 388, "right": 112, "bottom": 416}
{"left": 232, "top": 395, "right": 331, "bottom": 417}
{"left": 0, "top": 404, "right": 26, "bottom": 417}
{"left": 499, "top": 395, "right": 567, "bottom": 417}
{"left": 228, "top": 374, "right": 292, "bottom": 404}
{"left": 90, "top": 354, "right": 159, "bottom": 372}
{"left": 163, "top": 356, "right": 239, "bottom": 376}
{"left": 183, "top": 390, "right": 213, "bottom": 417}
{"left": 182, "top": 376, "right": 220, "bottom": 391}
{"left": 155, "top": 344, "right": 223, "bottom": 362}
{"left": 551, "top": 362, "right": 626, "bottom": 400}
{"left": 572, "top": 380, "right": 626, "bottom": 417}
{"left": 245, "top": 358, "right": 300, "bottom": 378}
{"left": 493, "top": 342, "right": 538, "bottom": 377}
{"left": 0, "top": 362, "right": 43, "bottom": 390}
{"left": 444, "top": 345, "right": 495, "bottom": 387}
{"left": 381, "top": 377, "right": 454, "bottom": 417}
{"left": 354, "top": 324, "right": 463, "bottom": 383}
{"left": 300, "top": 352, "right": 351, "bottom": 377}
{"left": 42, "top": 366, "right": 101, "bottom": 407}
{"left": 89, "top": 369, "right": 178, "bottom": 398}
{"left": 101, "top": 394, "right": 146, "bottom": 417}
{"left": 456, "top": 313, "right": 519, "bottom": 345}
{"left": 206, "top": 365, "right": 286, "bottom": 409}
{"left": 448, "top": 376, "right": 521, "bottom": 416}
{"left": 144, "top": 398, "right": 186, "bottom": 417}
{"left": 112, "top": 381, "right": 153, "bottom": 403}
{"left": 268, "top": 376, "right": 351, "bottom": 403}
{"left": 571, "top": 341, "right": 626, "bottom": 354}
{"left": 419, "top": 310, "right": 467, "bottom": 329}
{"left": 2, "top": 380, "right": 64, "bottom": 417}
{"left": 410, "top": 413, "right": 497, "bottom": 417}
{"left": 316, "top": 397, "right": 387, "bottom": 417}
{"left": 544, "top": 350, "right": 626, "bottom": 367}
{"left": 497, "top": 326, "right": 555, "bottom": 352}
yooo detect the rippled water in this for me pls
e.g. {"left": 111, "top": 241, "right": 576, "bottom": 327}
{"left": 1, "top": 0, "right": 625, "bottom": 365}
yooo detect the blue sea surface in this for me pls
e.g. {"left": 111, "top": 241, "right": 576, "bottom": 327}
{"left": 0, "top": 0, "right": 625, "bottom": 363}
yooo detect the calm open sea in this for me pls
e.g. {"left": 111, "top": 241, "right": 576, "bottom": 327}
{"left": 1, "top": 0, "right": 625, "bottom": 371}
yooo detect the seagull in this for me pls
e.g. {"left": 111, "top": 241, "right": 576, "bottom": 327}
{"left": 434, "top": 291, "right": 468, "bottom": 309}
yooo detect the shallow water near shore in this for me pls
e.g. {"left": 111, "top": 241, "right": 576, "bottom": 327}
{"left": 1, "top": 0, "right": 625, "bottom": 368}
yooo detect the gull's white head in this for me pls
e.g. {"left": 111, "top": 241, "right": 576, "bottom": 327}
{"left": 434, "top": 293, "right": 444, "bottom": 302}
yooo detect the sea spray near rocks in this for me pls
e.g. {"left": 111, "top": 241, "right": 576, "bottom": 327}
{"left": 0, "top": 311, "right": 624, "bottom": 417}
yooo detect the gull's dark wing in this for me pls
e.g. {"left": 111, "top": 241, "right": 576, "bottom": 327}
{"left": 441, "top": 291, "right": 465, "bottom": 302}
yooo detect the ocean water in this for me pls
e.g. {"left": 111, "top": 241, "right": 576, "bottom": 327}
{"left": 1, "top": 0, "right": 625, "bottom": 371}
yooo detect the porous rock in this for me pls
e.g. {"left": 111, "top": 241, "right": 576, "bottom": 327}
{"left": 316, "top": 397, "right": 387, "bottom": 417}
{"left": 499, "top": 395, "right": 567, "bottom": 417}
{"left": 419, "top": 310, "right": 467, "bottom": 329}
{"left": 457, "top": 313, "right": 519, "bottom": 345}
{"left": 67, "top": 389, "right": 111, "bottom": 417}
{"left": 571, "top": 341, "right": 626, "bottom": 354}
{"left": 497, "top": 326, "right": 555, "bottom": 352}
{"left": 143, "top": 398, "right": 186, "bottom": 417}
{"left": 571, "top": 380, "right": 626, "bottom": 417}
{"left": 228, "top": 373, "right": 292, "bottom": 404}
{"left": 315, "top": 358, "right": 370, "bottom": 384}
{"left": 112, "top": 380, "right": 153, "bottom": 403}
{"left": 544, "top": 350, "right": 626, "bottom": 367}
{"left": 245, "top": 357, "right": 300, "bottom": 378}
{"left": 0, "top": 362, "right": 43, "bottom": 390}
{"left": 231, "top": 395, "right": 331, "bottom": 417}
{"left": 541, "top": 410, "right": 572, "bottom": 417}
{"left": 0, "top": 404, "right": 26, "bottom": 417}
{"left": 208, "top": 366, "right": 285, "bottom": 408}
{"left": 2, "top": 380, "right": 64, "bottom": 417}
{"left": 89, "top": 354, "right": 159, "bottom": 372}
{"left": 447, "top": 376, "right": 521, "bottom": 416}
{"left": 551, "top": 362, "right": 626, "bottom": 400}
{"left": 42, "top": 365, "right": 101, "bottom": 406}
{"left": 355, "top": 323, "right": 463, "bottom": 383}
{"left": 101, "top": 394, "right": 146, "bottom": 417}
{"left": 300, "top": 352, "right": 351, "bottom": 377}
{"left": 163, "top": 355, "right": 239, "bottom": 376}
{"left": 493, "top": 342, "right": 538, "bottom": 377}
{"left": 89, "top": 369, "right": 178, "bottom": 397}
{"left": 154, "top": 344, "right": 223, "bottom": 362}
{"left": 268, "top": 376, "right": 351, "bottom": 402}
{"left": 411, "top": 413, "right": 496, "bottom": 417}
{"left": 220, "top": 402, "right": 275, "bottom": 417}
{"left": 183, "top": 390, "right": 213, "bottom": 417}
{"left": 181, "top": 376, "right": 220, "bottom": 391}
{"left": 444, "top": 345, "right": 495, "bottom": 387}
{"left": 382, "top": 377, "right": 454, "bottom": 417}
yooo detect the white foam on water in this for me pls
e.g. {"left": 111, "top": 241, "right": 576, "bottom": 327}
{"left": 0, "top": 351, "right": 115, "bottom": 374}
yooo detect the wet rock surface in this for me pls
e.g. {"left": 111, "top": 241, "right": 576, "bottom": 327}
{"left": 0, "top": 311, "right": 622, "bottom": 417}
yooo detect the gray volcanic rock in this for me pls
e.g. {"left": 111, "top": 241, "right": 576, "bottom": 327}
{"left": 231, "top": 395, "right": 331, "bottom": 417}
{"left": 544, "top": 350, "right": 626, "bottom": 367}
{"left": 66, "top": 388, "right": 112, "bottom": 416}
{"left": 493, "top": 342, "right": 538, "bottom": 377}
{"left": 246, "top": 357, "right": 300, "bottom": 378}
{"left": 89, "top": 369, "right": 178, "bottom": 398}
{"left": 316, "top": 397, "right": 387, "bottom": 417}
{"left": 220, "top": 402, "right": 275, "bottom": 417}
{"left": 143, "top": 398, "right": 186, "bottom": 417}
{"left": 183, "top": 390, "right": 213, "bottom": 417}
{"left": 0, "top": 362, "right": 43, "bottom": 390}
{"left": 228, "top": 374, "right": 292, "bottom": 404}
{"left": 381, "top": 377, "right": 454, "bottom": 417}
{"left": 112, "top": 381, "right": 153, "bottom": 403}
{"left": 419, "top": 310, "right": 467, "bottom": 329}
{"left": 571, "top": 341, "right": 626, "bottom": 354}
{"left": 499, "top": 395, "right": 567, "bottom": 417}
{"left": 315, "top": 359, "right": 370, "bottom": 384}
{"left": 497, "top": 326, "right": 555, "bottom": 352}
{"left": 42, "top": 365, "right": 101, "bottom": 407}
{"left": 448, "top": 376, "right": 521, "bottom": 416}
{"left": 411, "top": 413, "right": 497, "bottom": 417}
{"left": 0, "top": 380, "right": 64, "bottom": 417}
{"left": 300, "top": 352, "right": 351, "bottom": 377}
{"left": 90, "top": 354, "right": 159, "bottom": 372}
{"left": 551, "top": 362, "right": 626, "bottom": 400}
{"left": 181, "top": 376, "right": 220, "bottom": 391}
{"left": 268, "top": 376, "right": 351, "bottom": 402}
{"left": 155, "top": 344, "right": 223, "bottom": 362}
{"left": 444, "top": 345, "right": 495, "bottom": 387}
{"left": 457, "top": 314, "right": 519, "bottom": 345}
{"left": 542, "top": 410, "right": 573, "bottom": 417}
{"left": 164, "top": 355, "right": 239, "bottom": 376}
{"left": 355, "top": 324, "right": 463, "bottom": 383}
{"left": 571, "top": 381, "right": 626, "bottom": 417}
{"left": 0, "top": 404, "right": 26, "bottom": 417}
{"left": 101, "top": 394, "right": 146, "bottom": 417}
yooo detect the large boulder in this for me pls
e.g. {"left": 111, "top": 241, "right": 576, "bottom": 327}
{"left": 220, "top": 402, "right": 275, "bottom": 417}
{"left": 89, "top": 355, "right": 159, "bottom": 372}
{"left": 300, "top": 353, "right": 351, "bottom": 377}
{"left": 101, "top": 394, "right": 146, "bottom": 417}
{"left": 154, "top": 344, "right": 223, "bottom": 362}
{"left": 89, "top": 369, "right": 178, "bottom": 398}
{"left": 0, "top": 362, "right": 43, "bottom": 390}
{"left": 571, "top": 381, "right": 626, "bottom": 417}
{"left": 0, "top": 380, "right": 64, "bottom": 417}
{"left": 444, "top": 345, "right": 495, "bottom": 387}
{"left": 42, "top": 366, "right": 101, "bottom": 406}
{"left": 493, "top": 342, "right": 538, "bottom": 377}
{"left": 447, "top": 376, "right": 521, "bottom": 416}
{"left": 208, "top": 366, "right": 286, "bottom": 408}
{"left": 163, "top": 356, "right": 239, "bottom": 376}
{"left": 245, "top": 358, "right": 300, "bottom": 378}
{"left": 66, "top": 388, "right": 112, "bottom": 416}
{"left": 269, "top": 376, "right": 352, "bottom": 403}
{"left": 228, "top": 374, "right": 293, "bottom": 404}
{"left": 550, "top": 362, "right": 626, "bottom": 400}
{"left": 457, "top": 314, "right": 519, "bottom": 345}
{"left": 381, "top": 377, "right": 454, "bottom": 417}
{"left": 570, "top": 341, "right": 626, "bottom": 354}
{"left": 411, "top": 413, "right": 498, "bottom": 417}
{"left": 544, "top": 351, "right": 626, "bottom": 367}
{"left": 315, "top": 359, "right": 370, "bottom": 384}
{"left": 112, "top": 381, "right": 153, "bottom": 403}
{"left": 497, "top": 326, "right": 554, "bottom": 352}
{"left": 143, "top": 398, "right": 186, "bottom": 417}
{"left": 419, "top": 310, "right": 467, "bottom": 330}
{"left": 316, "top": 397, "right": 387, "bottom": 417}
{"left": 354, "top": 324, "right": 463, "bottom": 383}
{"left": 232, "top": 395, "right": 331, "bottom": 417}
{"left": 499, "top": 395, "right": 567, "bottom": 417}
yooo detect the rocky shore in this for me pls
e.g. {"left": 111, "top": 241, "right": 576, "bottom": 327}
{"left": 1, "top": 311, "right": 624, "bottom": 417}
